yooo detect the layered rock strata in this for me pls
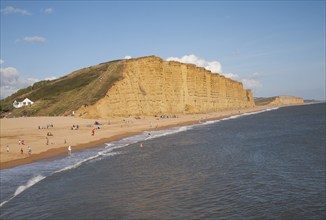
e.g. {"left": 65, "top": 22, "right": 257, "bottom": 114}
{"left": 79, "top": 56, "right": 255, "bottom": 117}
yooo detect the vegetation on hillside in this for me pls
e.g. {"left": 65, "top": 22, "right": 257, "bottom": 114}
{"left": 1, "top": 59, "right": 124, "bottom": 117}
{"left": 254, "top": 97, "right": 276, "bottom": 106}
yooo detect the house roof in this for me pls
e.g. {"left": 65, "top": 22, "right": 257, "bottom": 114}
{"left": 15, "top": 98, "right": 26, "bottom": 102}
{"left": 15, "top": 98, "right": 33, "bottom": 102}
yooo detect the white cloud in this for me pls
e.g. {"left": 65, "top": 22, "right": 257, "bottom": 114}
{"left": 42, "top": 8, "right": 53, "bottom": 14}
{"left": 23, "top": 36, "right": 47, "bottom": 43}
{"left": 124, "top": 56, "right": 132, "bottom": 59}
{"left": 0, "top": 59, "right": 4, "bottom": 65}
{"left": 0, "top": 67, "right": 38, "bottom": 98}
{"left": 0, "top": 66, "right": 57, "bottom": 99}
{"left": 242, "top": 79, "right": 262, "bottom": 89}
{"left": 1, "top": 67, "right": 19, "bottom": 81}
{"left": 167, "top": 54, "right": 262, "bottom": 91}
{"left": 241, "top": 72, "right": 263, "bottom": 90}
{"left": 45, "top": 76, "right": 57, "bottom": 81}
{"left": 206, "top": 61, "right": 222, "bottom": 74}
{"left": 1, "top": 6, "right": 31, "bottom": 15}
{"left": 167, "top": 54, "right": 222, "bottom": 74}
{"left": 222, "top": 73, "right": 240, "bottom": 80}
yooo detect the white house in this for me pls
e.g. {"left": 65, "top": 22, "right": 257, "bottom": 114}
{"left": 13, "top": 98, "right": 34, "bottom": 108}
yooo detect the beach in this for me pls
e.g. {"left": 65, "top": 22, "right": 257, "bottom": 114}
{"left": 1, "top": 103, "right": 324, "bottom": 219}
{"left": 0, "top": 106, "right": 269, "bottom": 170}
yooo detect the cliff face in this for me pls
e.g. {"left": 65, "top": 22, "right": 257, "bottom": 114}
{"left": 269, "top": 96, "right": 304, "bottom": 106}
{"left": 79, "top": 56, "right": 255, "bottom": 117}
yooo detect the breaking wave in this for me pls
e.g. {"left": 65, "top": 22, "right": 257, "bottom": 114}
{"left": 0, "top": 175, "right": 45, "bottom": 208}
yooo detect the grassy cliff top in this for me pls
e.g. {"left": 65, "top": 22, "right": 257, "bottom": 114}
{"left": 1, "top": 59, "right": 124, "bottom": 117}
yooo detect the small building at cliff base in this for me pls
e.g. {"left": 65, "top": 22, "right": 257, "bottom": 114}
{"left": 13, "top": 98, "right": 34, "bottom": 108}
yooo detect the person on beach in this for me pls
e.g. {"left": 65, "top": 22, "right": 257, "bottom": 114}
{"left": 92, "top": 128, "right": 95, "bottom": 136}
{"left": 20, "top": 148, "right": 23, "bottom": 155}
{"left": 28, "top": 146, "right": 32, "bottom": 156}
{"left": 6, "top": 145, "right": 9, "bottom": 152}
{"left": 68, "top": 145, "right": 72, "bottom": 156}
{"left": 46, "top": 136, "right": 49, "bottom": 145}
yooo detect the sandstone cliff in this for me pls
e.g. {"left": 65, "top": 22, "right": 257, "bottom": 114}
{"left": 78, "top": 56, "right": 255, "bottom": 118}
{"left": 268, "top": 96, "right": 304, "bottom": 106}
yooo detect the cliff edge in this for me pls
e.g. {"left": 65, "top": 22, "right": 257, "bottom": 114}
{"left": 1, "top": 56, "right": 256, "bottom": 118}
{"left": 78, "top": 56, "right": 255, "bottom": 117}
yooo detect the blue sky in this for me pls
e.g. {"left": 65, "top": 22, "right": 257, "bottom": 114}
{"left": 1, "top": 1, "right": 325, "bottom": 100}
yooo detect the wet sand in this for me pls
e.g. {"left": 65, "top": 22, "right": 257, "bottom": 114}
{"left": 0, "top": 106, "right": 269, "bottom": 170}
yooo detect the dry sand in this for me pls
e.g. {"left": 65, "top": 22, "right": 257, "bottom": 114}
{"left": 0, "top": 106, "right": 269, "bottom": 170}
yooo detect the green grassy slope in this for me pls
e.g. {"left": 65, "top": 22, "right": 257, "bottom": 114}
{"left": 0, "top": 59, "right": 124, "bottom": 117}
{"left": 254, "top": 97, "right": 276, "bottom": 106}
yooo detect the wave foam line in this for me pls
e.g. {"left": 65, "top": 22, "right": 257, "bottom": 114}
{"left": 198, "top": 107, "right": 280, "bottom": 126}
{"left": 0, "top": 148, "right": 123, "bottom": 207}
{"left": 145, "top": 126, "right": 191, "bottom": 140}
{"left": 0, "top": 175, "right": 45, "bottom": 208}
{"left": 54, "top": 151, "right": 121, "bottom": 175}
{"left": 54, "top": 154, "right": 101, "bottom": 174}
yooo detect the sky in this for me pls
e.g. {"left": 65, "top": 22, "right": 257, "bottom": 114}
{"left": 1, "top": 1, "right": 325, "bottom": 100}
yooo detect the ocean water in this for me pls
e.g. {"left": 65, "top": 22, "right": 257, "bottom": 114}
{"left": 0, "top": 103, "right": 325, "bottom": 219}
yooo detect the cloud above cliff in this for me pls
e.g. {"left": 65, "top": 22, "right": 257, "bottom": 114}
{"left": 166, "top": 54, "right": 262, "bottom": 90}
{"left": 0, "top": 66, "right": 37, "bottom": 98}
{"left": 242, "top": 79, "right": 262, "bottom": 89}
{"left": 223, "top": 73, "right": 240, "bottom": 80}
{"left": 0, "top": 62, "right": 56, "bottom": 99}
{"left": 167, "top": 54, "right": 222, "bottom": 74}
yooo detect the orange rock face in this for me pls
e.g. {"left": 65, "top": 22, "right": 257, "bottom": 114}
{"left": 79, "top": 56, "right": 255, "bottom": 117}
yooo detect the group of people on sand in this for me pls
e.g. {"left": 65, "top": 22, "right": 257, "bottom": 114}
{"left": 4, "top": 139, "right": 32, "bottom": 157}
{"left": 5, "top": 122, "right": 103, "bottom": 160}
{"left": 38, "top": 124, "right": 54, "bottom": 129}
{"left": 15, "top": 145, "right": 33, "bottom": 156}
{"left": 158, "top": 115, "right": 177, "bottom": 119}
{"left": 71, "top": 125, "right": 79, "bottom": 130}
{"left": 7, "top": 140, "right": 71, "bottom": 158}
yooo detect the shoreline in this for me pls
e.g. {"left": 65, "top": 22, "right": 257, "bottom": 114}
{"left": 0, "top": 105, "right": 283, "bottom": 170}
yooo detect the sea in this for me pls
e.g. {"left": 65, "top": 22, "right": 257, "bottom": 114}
{"left": 0, "top": 103, "right": 325, "bottom": 219}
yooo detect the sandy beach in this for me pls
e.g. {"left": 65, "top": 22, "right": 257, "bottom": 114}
{"left": 0, "top": 106, "right": 270, "bottom": 170}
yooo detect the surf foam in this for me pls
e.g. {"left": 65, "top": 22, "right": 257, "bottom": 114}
{"left": 0, "top": 175, "right": 45, "bottom": 208}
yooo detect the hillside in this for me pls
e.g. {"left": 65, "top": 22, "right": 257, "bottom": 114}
{"left": 1, "top": 59, "right": 124, "bottom": 116}
{"left": 1, "top": 56, "right": 255, "bottom": 118}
